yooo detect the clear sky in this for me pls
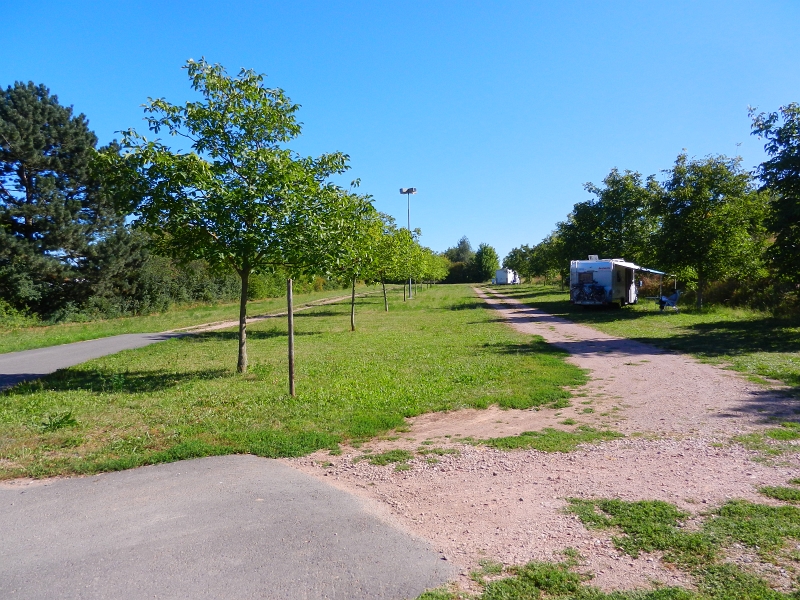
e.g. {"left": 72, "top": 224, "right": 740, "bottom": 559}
{"left": 4, "top": 1, "right": 799, "bottom": 260}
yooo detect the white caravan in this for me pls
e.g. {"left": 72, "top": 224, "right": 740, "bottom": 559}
{"left": 569, "top": 256, "right": 663, "bottom": 307}
{"left": 495, "top": 268, "right": 520, "bottom": 285}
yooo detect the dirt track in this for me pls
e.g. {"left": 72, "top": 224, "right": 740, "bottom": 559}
{"left": 288, "top": 287, "right": 800, "bottom": 593}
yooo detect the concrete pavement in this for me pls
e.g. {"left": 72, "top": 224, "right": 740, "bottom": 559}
{"left": 0, "top": 455, "right": 452, "bottom": 599}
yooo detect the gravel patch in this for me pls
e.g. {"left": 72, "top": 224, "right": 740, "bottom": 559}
{"left": 286, "top": 288, "right": 800, "bottom": 593}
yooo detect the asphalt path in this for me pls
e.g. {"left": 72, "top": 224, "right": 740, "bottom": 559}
{"left": 0, "top": 292, "right": 366, "bottom": 390}
{"left": 1, "top": 455, "right": 452, "bottom": 599}
{"left": 0, "top": 333, "right": 183, "bottom": 389}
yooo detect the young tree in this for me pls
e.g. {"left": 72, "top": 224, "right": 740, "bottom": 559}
{"left": 392, "top": 227, "right": 420, "bottom": 300}
{"left": 421, "top": 249, "right": 449, "bottom": 286}
{"left": 751, "top": 104, "right": 800, "bottom": 285}
{"left": 471, "top": 243, "right": 500, "bottom": 282}
{"left": 113, "top": 59, "right": 351, "bottom": 372}
{"left": 371, "top": 214, "right": 404, "bottom": 311}
{"left": 332, "top": 190, "right": 381, "bottom": 331}
{"left": 653, "top": 153, "right": 770, "bottom": 309}
{"left": 0, "top": 82, "right": 123, "bottom": 315}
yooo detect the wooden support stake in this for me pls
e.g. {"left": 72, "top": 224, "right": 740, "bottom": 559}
{"left": 287, "top": 278, "right": 295, "bottom": 397}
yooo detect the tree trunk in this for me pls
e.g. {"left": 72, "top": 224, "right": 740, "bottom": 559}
{"left": 381, "top": 276, "right": 388, "bottom": 312}
{"left": 403, "top": 282, "right": 406, "bottom": 302}
{"left": 237, "top": 269, "right": 250, "bottom": 373}
{"left": 350, "top": 277, "right": 356, "bottom": 331}
{"left": 287, "top": 278, "right": 295, "bottom": 397}
{"left": 696, "top": 276, "right": 705, "bottom": 311}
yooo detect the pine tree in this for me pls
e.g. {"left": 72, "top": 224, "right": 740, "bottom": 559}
{"left": 0, "top": 82, "right": 121, "bottom": 315}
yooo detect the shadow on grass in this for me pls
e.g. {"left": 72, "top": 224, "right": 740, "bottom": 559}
{"left": 669, "top": 319, "right": 800, "bottom": 357}
{"left": 294, "top": 310, "right": 341, "bottom": 318}
{"left": 192, "top": 330, "right": 322, "bottom": 341}
{"left": 481, "top": 340, "right": 571, "bottom": 357}
{"left": 5, "top": 367, "right": 231, "bottom": 396}
{"left": 723, "top": 388, "right": 800, "bottom": 424}
{"left": 491, "top": 291, "right": 800, "bottom": 358}
{"left": 448, "top": 301, "right": 488, "bottom": 311}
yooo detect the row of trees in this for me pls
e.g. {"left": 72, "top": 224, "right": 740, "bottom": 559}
{"left": 504, "top": 105, "right": 800, "bottom": 310}
{"left": 442, "top": 236, "right": 500, "bottom": 283}
{"left": 1, "top": 61, "right": 448, "bottom": 374}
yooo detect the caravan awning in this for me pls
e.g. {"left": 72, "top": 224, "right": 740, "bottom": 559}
{"left": 636, "top": 266, "right": 667, "bottom": 275}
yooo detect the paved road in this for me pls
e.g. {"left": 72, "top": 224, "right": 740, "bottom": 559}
{"left": 0, "top": 333, "right": 183, "bottom": 389}
{"left": 1, "top": 455, "right": 452, "bottom": 599}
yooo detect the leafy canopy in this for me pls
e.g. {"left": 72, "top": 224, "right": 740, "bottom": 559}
{"left": 653, "top": 153, "right": 769, "bottom": 308}
{"left": 114, "top": 58, "right": 352, "bottom": 278}
{"left": 751, "top": 103, "right": 800, "bottom": 284}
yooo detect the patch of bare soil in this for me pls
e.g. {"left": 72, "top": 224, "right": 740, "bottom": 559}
{"left": 286, "top": 287, "right": 800, "bottom": 594}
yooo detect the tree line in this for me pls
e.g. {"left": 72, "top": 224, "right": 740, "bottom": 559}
{"left": 0, "top": 64, "right": 448, "bottom": 321}
{"left": 441, "top": 236, "right": 500, "bottom": 283}
{"left": 503, "top": 105, "right": 800, "bottom": 311}
{"left": 1, "top": 60, "right": 450, "bottom": 373}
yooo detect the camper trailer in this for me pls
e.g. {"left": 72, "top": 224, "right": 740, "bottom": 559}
{"left": 569, "top": 256, "right": 640, "bottom": 306}
{"left": 495, "top": 268, "right": 520, "bottom": 285}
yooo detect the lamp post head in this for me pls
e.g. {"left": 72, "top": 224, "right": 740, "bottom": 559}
{"left": 399, "top": 188, "right": 417, "bottom": 194}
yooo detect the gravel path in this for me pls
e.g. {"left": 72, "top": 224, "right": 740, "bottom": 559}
{"left": 287, "top": 287, "right": 800, "bottom": 593}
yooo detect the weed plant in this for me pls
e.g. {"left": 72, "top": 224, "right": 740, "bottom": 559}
{"left": 0, "top": 285, "right": 586, "bottom": 479}
{"left": 485, "top": 426, "right": 621, "bottom": 452}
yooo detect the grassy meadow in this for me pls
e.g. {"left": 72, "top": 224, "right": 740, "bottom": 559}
{"left": 491, "top": 284, "right": 800, "bottom": 395}
{"left": 0, "top": 286, "right": 375, "bottom": 354}
{"left": 0, "top": 284, "right": 588, "bottom": 480}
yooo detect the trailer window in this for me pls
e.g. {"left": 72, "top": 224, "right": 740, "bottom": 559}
{"left": 616, "top": 270, "right": 621, "bottom": 282}
{"left": 578, "top": 272, "right": 594, "bottom": 284}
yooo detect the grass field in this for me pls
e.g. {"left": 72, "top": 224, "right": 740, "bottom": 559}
{"left": 0, "top": 284, "right": 588, "bottom": 480}
{"left": 492, "top": 285, "right": 800, "bottom": 395}
{"left": 0, "top": 286, "right": 376, "bottom": 354}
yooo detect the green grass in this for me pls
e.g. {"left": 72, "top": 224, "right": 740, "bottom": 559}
{"left": 561, "top": 497, "right": 800, "bottom": 599}
{"left": 0, "top": 286, "right": 376, "bottom": 354}
{"left": 485, "top": 425, "right": 622, "bottom": 452}
{"left": 420, "top": 552, "right": 696, "bottom": 599}
{"left": 733, "top": 422, "right": 800, "bottom": 457}
{"left": 0, "top": 285, "right": 588, "bottom": 479}
{"left": 491, "top": 284, "right": 800, "bottom": 396}
{"left": 356, "top": 449, "right": 414, "bottom": 466}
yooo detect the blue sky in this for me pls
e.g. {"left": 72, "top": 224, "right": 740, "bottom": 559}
{"left": 4, "top": 1, "right": 799, "bottom": 260}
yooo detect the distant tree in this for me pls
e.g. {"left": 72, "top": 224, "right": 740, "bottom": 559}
{"left": 471, "top": 243, "right": 500, "bottom": 282}
{"left": 443, "top": 236, "right": 476, "bottom": 283}
{"left": 653, "top": 153, "right": 770, "bottom": 309}
{"left": 393, "top": 227, "right": 421, "bottom": 300}
{"left": 751, "top": 104, "right": 800, "bottom": 285}
{"left": 112, "top": 59, "right": 352, "bottom": 372}
{"left": 443, "top": 236, "right": 475, "bottom": 264}
{"left": 502, "top": 245, "right": 534, "bottom": 281}
{"left": 371, "top": 213, "right": 402, "bottom": 311}
{"left": 423, "top": 250, "right": 450, "bottom": 284}
{"left": 530, "top": 233, "right": 567, "bottom": 285}
{"left": 557, "top": 169, "right": 659, "bottom": 267}
{"left": 0, "top": 82, "right": 123, "bottom": 315}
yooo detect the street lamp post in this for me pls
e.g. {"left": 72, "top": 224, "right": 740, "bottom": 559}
{"left": 399, "top": 188, "right": 417, "bottom": 299}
